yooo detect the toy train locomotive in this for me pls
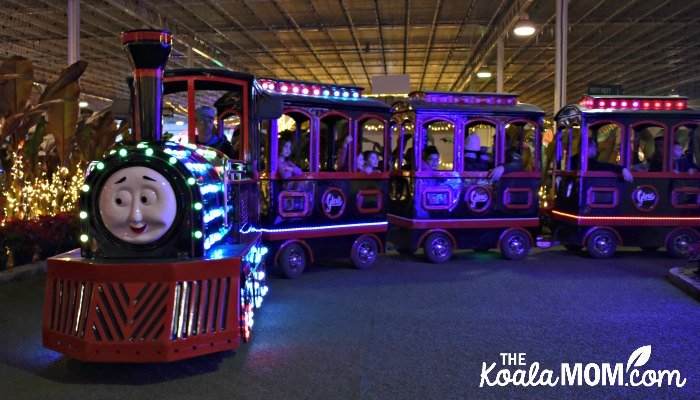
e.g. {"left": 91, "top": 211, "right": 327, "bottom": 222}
{"left": 43, "top": 28, "right": 700, "bottom": 362}
{"left": 42, "top": 30, "right": 268, "bottom": 362}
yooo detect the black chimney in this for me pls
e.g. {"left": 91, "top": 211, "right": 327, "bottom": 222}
{"left": 121, "top": 29, "right": 172, "bottom": 142}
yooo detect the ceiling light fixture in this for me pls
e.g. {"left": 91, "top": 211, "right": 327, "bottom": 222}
{"left": 476, "top": 67, "right": 492, "bottom": 78}
{"left": 513, "top": 14, "right": 536, "bottom": 36}
{"left": 79, "top": 101, "right": 89, "bottom": 108}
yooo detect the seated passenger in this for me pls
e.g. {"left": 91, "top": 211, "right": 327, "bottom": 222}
{"left": 362, "top": 150, "right": 380, "bottom": 173}
{"left": 278, "top": 139, "right": 302, "bottom": 179}
{"left": 673, "top": 141, "right": 698, "bottom": 174}
{"left": 194, "top": 106, "right": 237, "bottom": 159}
{"left": 356, "top": 152, "right": 365, "bottom": 172}
{"left": 464, "top": 134, "right": 489, "bottom": 171}
{"left": 422, "top": 145, "right": 440, "bottom": 171}
{"left": 587, "top": 138, "right": 633, "bottom": 182}
{"left": 488, "top": 141, "right": 523, "bottom": 181}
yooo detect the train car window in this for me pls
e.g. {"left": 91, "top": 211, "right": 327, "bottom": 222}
{"left": 395, "top": 123, "right": 415, "bottom": 170}
{"left": 319, "top": 115, "right": 350, "bottom": 172}
{"left": 630, "top": 123, "right": 665, "bottom": 172}
{"left": 504, "top": 121, "right": 537, "bottom": 172}
{"left": 357, "top": 118, "right": 386, "bottom": 173}
{"left": 277, "top": 113, "right": 311, "bottom": 172}
{"left": 422, "top": 120, "right": 455, "bottom": 171}
{"left": 589, "top": 123, "right": 622, "bottom": 167}
{"left": 259, "top": 120, "right": 270, "bottom": 172}
{"left": 464, "top": 121, "right": 496, "bottom": 171}
{"left": 673, "top": 124, "right": 699, "bottom": 173}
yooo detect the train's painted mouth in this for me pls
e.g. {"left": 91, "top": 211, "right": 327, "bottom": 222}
{"left": 130, "top": 223, "right": 147, "bottom": 234}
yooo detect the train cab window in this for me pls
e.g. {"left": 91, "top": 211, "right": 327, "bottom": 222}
{"left": 422, "top": 120, "right": 455, "bottom": 171}
{"left": 504, "top": 121, "right": 537, "bottom": 172}
{"left": 357, "top": 118, "right": 387, "bottom": 173}
{"left": 673, "top": 124, "right": 699, "bottom": 173}
{"left": 220, "top": 112, "right": 241, "bottom": 159}
{"left": 319, "top": 115, "right": 350, "bottom": 172}
{"left": 589, "top": 123, "right": 622, "bottom": 166}
{"left": 630, "top": 124, "right": 665, "bottom": 172}
{"left": 277, "top": 113, "right": 311, "bottom": 172}
{"left": 464, "top": 121, "right": 495, "bottom": 171}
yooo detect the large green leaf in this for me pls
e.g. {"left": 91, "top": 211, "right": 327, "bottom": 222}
{"left": 46, "top": 92, "right": 79, "bottom": 168}
{"left": 0, "top": 56, "right": 34, "bottom": 118}
{"left": 38, "top": 61, "right": 86, "bottom": 103}
{"left": 24, "top": 116, "right": 48, "bottom": 178}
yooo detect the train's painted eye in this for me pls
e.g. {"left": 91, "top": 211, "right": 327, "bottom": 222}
{"left": 116, "top": 198, "right": 122, "bottom": 205}
{"left": 139, "top": 189, "right": 157, "bottom": 205}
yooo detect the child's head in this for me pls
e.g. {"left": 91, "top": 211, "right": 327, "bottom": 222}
{"left": 422, "top": 145, "right": 440, "bottom": 171}
{"left": 356, "top": 152, "right": 365, "bottom": 170}
{"left": 363, "top": 150, "right": 379, "bottom": 168}
{"left": 673, "top": 141, "right": 684, "bottom": 159}
{"left": 280, "top": 139, "right": 293, "bottom": 158}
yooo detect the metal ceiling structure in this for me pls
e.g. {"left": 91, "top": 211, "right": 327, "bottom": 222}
{"left": 1, "top": 0, "right": 699, "bottom": 115}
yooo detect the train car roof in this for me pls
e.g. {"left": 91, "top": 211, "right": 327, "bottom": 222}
{"left": 163, "top": 68, "right": 256, "bottom": 82}
{"left": 556, "top": 96, "right": 700, "bottom": 120}
{"left": 393, "top": 91, "right": 544, "bottom": 116}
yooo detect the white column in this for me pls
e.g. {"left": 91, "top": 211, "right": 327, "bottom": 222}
{"left": 554, "top": 0, "right": 568, "bottom": 115}
{"left": 187, "top": 45, "right": 193, "bottom": 68}
{"left": 497, "top": 38, "right": 504, "bottom": 93}
{"left": 67, "top": 0, "right": 80, "bottom": 65}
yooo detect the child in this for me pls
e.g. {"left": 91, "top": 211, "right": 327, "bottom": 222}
{"left": 673, "top": 141, "right": 697, "bottom": 174}
{"left": 362, "top": 150, "right": 380, "bottom": 173}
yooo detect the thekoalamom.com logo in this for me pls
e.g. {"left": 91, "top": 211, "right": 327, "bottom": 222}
{"left": 479, "top": 346, "right": 686, "bottom": 388}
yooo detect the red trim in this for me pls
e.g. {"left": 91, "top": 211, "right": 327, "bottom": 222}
{"left": 672, "top": 187, "right": 700, "bottom": 209}
{"left": 121, "top": 31, "right": 172, "bottom": 44}
{"left": 278, "top": 191, "right": 311, "bottom": 218}
{"left": 417, "top": 229, "right": 457, "bottom": 251}
{"left": 321, "top": 187, "right": 347, "bottom": 219}
{"left": 551, "top": 210, "right": 700, "bottom": 226}
{"left": 353, "top": 234, "right": 385, "bottom": 255}
{"left": 497, "top": 228, "right": 534, "bottom": 251}
{"left": 263, "top": 171, "right": 389, "bottom": 180}
{"left": 263, "top": 224, "right": 387, "bottom": 241}
{"left": 503, "top": 188, "right": 533, "bottom": 210}
{"left": 356, "top": 189, "right": 383, "bottom": 214}
{"left": 388, "top": 214, "right": 539, "bottom": 229}
{"left": 132, "top": 68, "right": 162, "bottom": 77}
{"left": 582, "top": 226, "right": 623, "bottom": 247}
{"left": 630, "top": 185, "right": 659, "bottom": 212}
{"left": 422, "top": 188, "right": 453, "bottom": 210}
{"left": 586, "top": 187, "right": 619, "bottom": 209}
{"left": 464, "top": 185, "right": 493, "bottom": 213}
{"left": 275, "top": 240, "right": 315, "bottom": 265}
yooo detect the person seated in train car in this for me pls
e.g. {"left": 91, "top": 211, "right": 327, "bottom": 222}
{"left": 362, "top": 150, "right": 381, "bottom": 173}
{"left": 277, "top": 136, "right": 303, "bottom": 179}
{"left": 194, "top": 105, "right": 237, "bottom": 159}
{"left": 487, "top": 131, "right": 523, "bottom": 181}
{"left": 587, "top": 137, "right": 633, "bottom": 182}
{"left": 673, "top": 141, "right": 698, "bottom": 174}
{"left": 422, "top": 145, "right": 440, "bottom": 171}
{"left": 356, "top": 152, "right": 365, "bottom": 172}
{"left": 464, "top": 134, "right": 490, "bottom": 171}
{"left": 646, "top": 136, "right": 665, "bottom": 172}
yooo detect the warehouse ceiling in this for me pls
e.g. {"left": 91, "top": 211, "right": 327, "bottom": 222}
{"left": 1, "top": 0, "right": 699, "bottom": 115}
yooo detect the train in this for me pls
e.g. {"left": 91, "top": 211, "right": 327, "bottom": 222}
{"left": 42, "top": 29, "right": 700, "bottom": 362}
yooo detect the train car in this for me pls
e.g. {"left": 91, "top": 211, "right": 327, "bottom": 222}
{"left": 42, "top": 30, "right": 268, "bottom": 362}
{"left": 549, "top": 95, "right": 700, "bottom": 258}
{"left": 387, "top": 91, "right": 545, "bottom": 262}
{"left": 256, "top": 79, "right": 392, "bottom": 278}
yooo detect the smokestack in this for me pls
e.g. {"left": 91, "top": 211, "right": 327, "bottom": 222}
{"left": 121, "top": 29, "right": 172, "bottom": 142}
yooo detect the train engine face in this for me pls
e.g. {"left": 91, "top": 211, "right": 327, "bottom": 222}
{"left": 80, "top": 142, "right": 235, "bottom": 259}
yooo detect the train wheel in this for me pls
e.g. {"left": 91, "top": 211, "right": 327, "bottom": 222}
{"left": 351, "top": 236, "right": 379, "bottom": 269}
{"left": 666, "top": 229, "right": 699, "bottom": 259}
{"left": 500, "top": 230, "right": 531, "bottom": 260}
{"left": 586, "top": 229, "right": 617, "bottom": 259}
{"left": 424, "top": 232, "right": 452, "bottom": 263}
{"left": 278, "top": 243, "right": 306, "bottom": 279}
{"left": 563, "top": 244, "right": 582, "bottom": 252}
